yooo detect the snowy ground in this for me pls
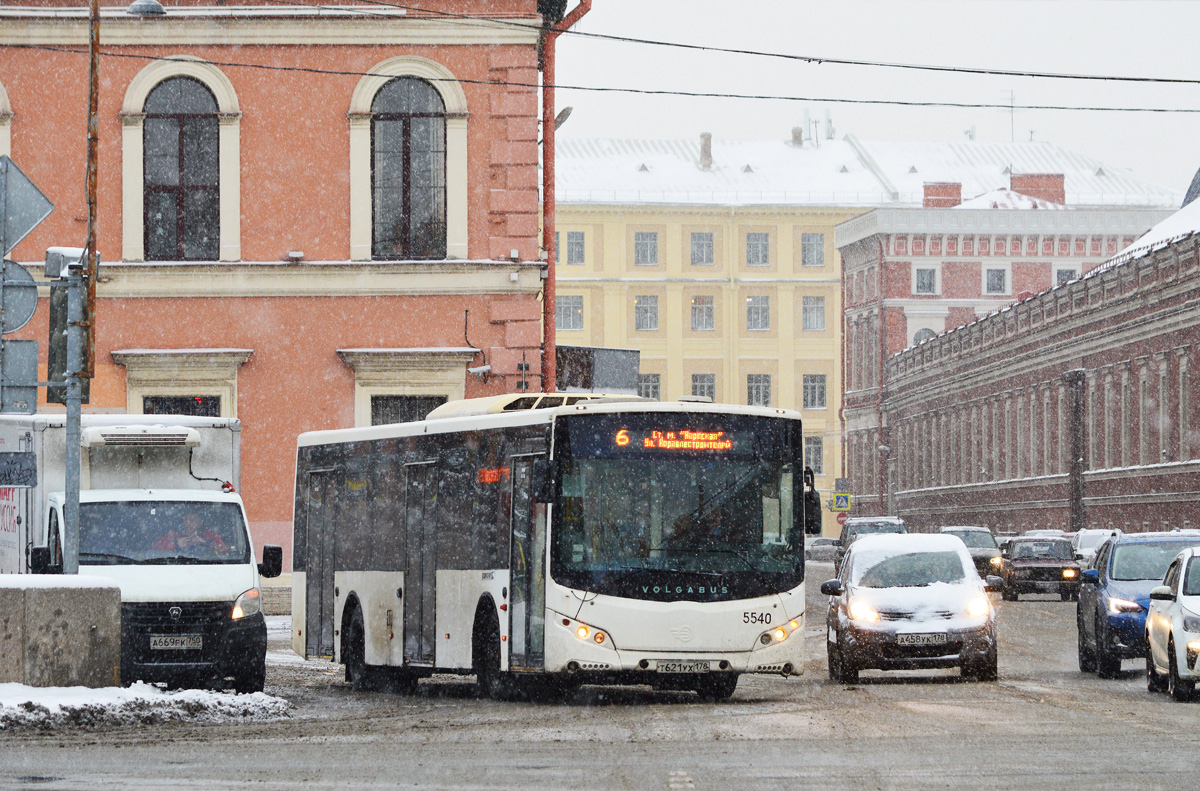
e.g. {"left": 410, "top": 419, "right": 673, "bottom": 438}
{"left": 0, "top": 615, "right": 295, "bottom": 731}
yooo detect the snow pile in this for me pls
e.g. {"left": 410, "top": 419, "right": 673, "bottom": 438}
{"left": 0, "top": 682, "right": 289, "bottom": 731}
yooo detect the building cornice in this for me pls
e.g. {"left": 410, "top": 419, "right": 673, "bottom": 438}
{"left": 835, "top": 207, "right": 1173, "bottom": 249}
{"left": 15, "top": 260, "right": 545, "bottom": 298}
{"left": 0, "top": 9, "right": 541, "bottom": 46}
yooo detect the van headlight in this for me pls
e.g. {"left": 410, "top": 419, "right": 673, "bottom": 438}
{"left": 232, "top": 588, "right": 262, "bottom": 620}
{"left": 966, "top": 596, "right": 991, "bottom": 619}
{"left": 848, "top": 600, "right": 880, "bottom": 623}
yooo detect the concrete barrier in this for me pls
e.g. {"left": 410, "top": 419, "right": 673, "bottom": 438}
{"left": 0, "top": 575, "right": 122, "bottom": 688}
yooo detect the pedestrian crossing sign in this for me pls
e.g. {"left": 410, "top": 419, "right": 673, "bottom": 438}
{"left": 832, "top": 493, "right": 851, "bottom": 511}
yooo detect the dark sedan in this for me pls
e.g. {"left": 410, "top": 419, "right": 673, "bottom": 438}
{"left": 1000, "top": 538, "right": 1081, "bottom": 601}
{"left": 939, "top": 526, "right": 1002, "bottom": 579}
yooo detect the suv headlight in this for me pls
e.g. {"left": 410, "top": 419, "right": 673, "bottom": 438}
{"left": 966, "top": 596, "right": 991, "bottom": 619}
{"left": 1106, "top": 597, "right": 1143, "bottom": 615}
{"left": 1182, "top": 610, "right": 1200, "bottom": 633}
{"left": 232, "top": 588, "right": 262, "bottom": 620}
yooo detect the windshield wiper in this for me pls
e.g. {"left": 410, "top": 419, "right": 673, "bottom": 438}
{"left": 79, "top": 551, "right": 139, "bottom": 564}
{"left": 142, "top": 555, "right": 215, "bottom": 565}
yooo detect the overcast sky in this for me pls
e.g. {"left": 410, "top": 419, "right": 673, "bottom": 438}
{"left": 554, "top": 0, "right": 1200, "bottom": 195}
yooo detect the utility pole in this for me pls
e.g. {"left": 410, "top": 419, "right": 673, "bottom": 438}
{"left": 63, "top": 0, "right": 100, "bottom": 574}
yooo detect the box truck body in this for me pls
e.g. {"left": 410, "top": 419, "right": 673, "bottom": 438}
{"left": 0, "top": 414, "right": 279, "bottom": 692}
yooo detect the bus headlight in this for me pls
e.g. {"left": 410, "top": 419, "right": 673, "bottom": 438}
{"left": 232, "top": 588, "right": 261, "bottom": 620}
{"left": 565, "top": 618, "right": 609, "bottom": 648}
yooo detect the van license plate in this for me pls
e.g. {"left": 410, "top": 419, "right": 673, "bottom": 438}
{"left": 896, "top": 633, "right": 947, "bottom": 646}
{"left": 150, "top": 634, "right": 202, "bottom": 650}
{"left": 656, "top": 660, "right": 710, "bottom": 673}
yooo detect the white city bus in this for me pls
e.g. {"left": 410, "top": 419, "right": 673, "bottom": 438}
{"left": 291, "top": 394, "right": 821, "bottom": 700}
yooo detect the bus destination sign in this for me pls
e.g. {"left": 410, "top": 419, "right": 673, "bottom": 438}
{"left": 616, "top": 429, "right": 734, "bottom": 452}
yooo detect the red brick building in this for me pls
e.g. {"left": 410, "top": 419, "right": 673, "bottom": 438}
{"left": 876, "top": 201, "right": 1200, "bottom": 532}
{"left": 0, "top": 0, "right": 583, "bottom": 567}
{"left": 836, "top": 177, "right": 1171, "bottom": 517}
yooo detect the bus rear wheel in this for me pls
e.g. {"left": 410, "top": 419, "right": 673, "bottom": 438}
{"left": 343, "top": 605, "right": 369, "bottom": 690}
{"left": 473, "top": 607, "right": 505, "bottom": 699}
{"left": 694, "top": 673, "right": 738, "bottom": 702}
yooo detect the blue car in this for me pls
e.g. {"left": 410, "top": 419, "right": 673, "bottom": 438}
{"left": 1077, "top": 531, "right": 1200, "bottom": 678}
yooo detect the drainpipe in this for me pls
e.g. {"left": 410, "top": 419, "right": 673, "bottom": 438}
{"left": 540, "top": 0, "right": 591, "bottom": 394}
{"left": 876, "top": 237, "right": 887, "bottom": 515}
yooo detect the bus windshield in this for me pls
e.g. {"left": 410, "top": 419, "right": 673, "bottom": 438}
{"left": 551, "top": 412, "right": 803, "bottom": 602}
{"left": 78, "top": 501, "right": 251, "bottom": 565}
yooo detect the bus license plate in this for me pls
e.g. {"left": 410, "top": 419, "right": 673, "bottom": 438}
{"left": 896, "top": 633, "right": 947, "bottom": 646}
{"left": 656, "top": 660, "right": 710, "bottom": 673}
{"left": 150, "top": 634, "right": 202, "bottom": 650}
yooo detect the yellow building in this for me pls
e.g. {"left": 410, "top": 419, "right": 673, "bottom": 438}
{"left": 555, "top": 135, "right": 872, "bottom": 526}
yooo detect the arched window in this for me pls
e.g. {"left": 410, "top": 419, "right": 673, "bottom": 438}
{"left": 912, "top": 328, "right": 938, "bottom": 346}
{"left": 143, "top": 77, "right": 220, "bottom": 260}
{"left": 371, "top": 77, "right": 446, "bottom": 259}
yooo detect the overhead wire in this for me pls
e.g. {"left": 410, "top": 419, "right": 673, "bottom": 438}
{"left": 258, "top": 0, "right": 1200, "bottom": 87}
{"left": 2, "top": 42, "right": 1198, "bottom": 114}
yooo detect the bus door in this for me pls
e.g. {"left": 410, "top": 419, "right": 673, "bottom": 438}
{"left": 304, "top": 469, "right": 338, "bottom": 658}
{"left": 403, "top": 461, "right": 438, "bottom": 664}
{"left": 508, "top": 455, "right": 546, "bottom": 669}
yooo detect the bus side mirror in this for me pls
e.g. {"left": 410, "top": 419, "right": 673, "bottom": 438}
{"left": 804, "top": 488, "right": 822, "bottom": 535}
{"left": 803, "top": 466, "right": 816, "bottom": 489}
{"left": 259, "top": 544, "right": 283, "bottom": 579}
{"left": 533, "top": 458, "right": 555, "bottom": 503}
{"left": 30, "top": 547, "right": 61, "bottom": 575}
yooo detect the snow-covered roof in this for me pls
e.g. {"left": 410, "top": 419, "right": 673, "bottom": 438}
{"left": 954, "top": 188, "right": 1068, "bottom": 210}
{"left": 1105, "top": 196, "right": 1200, "bottom": 266}
{"left": 556, "top": 136, "right": 1180, "bottom": 208}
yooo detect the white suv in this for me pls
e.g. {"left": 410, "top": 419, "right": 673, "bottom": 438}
{"left": 1146, "top": 546, "right": 1200, "bottom": 701}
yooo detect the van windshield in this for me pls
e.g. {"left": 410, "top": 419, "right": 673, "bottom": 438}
{"left": 78, "top": 501, "right": 251, "bottom": 565}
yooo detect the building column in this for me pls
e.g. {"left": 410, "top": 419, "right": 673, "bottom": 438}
{"left": 1155, "top": 351, "right": 1170, "bottom": 463}
{"left": 1177, "top": 346, "right": 1191, "bottom": 462}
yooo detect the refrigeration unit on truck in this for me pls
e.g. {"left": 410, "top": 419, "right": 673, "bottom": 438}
{"left": 0, "top": 414, "right": 282, "bottom": 692}
{"left": 293, "top": 394, "right": 822, "bottom": 701}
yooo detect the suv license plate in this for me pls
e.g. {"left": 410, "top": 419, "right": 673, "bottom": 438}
{"left": 150, "top": 634, "right": 203, "bottom": 650}
{"left": 656, "top": 660, "right": 711, "bottom": 673}
{"left": 896, "top": 633, "right": 947, "bottom": 646}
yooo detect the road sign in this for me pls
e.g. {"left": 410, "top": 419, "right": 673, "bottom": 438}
{"left": 0, "top": 156, "right": 54, "bottom": 257}
{"left": 836, "top": 512, "right": 849, "bottom": 526}
{"left": 0, "top": 259, "right": 38, "bottom": 334}
{"left": 0, "top": 338, "right": 37, "bottom": 414}
{"left": 832, "top": 493, "right": 852, "bottom": 511}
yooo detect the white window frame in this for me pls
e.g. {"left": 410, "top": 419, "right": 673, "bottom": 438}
{"left": 637, "top": 373, "right": 661, "bottom": 400}
{"left": 913, "top": 264, "right": 940, "bottom": 295}
{"left": 802, "top": 374, "right": 827, "bottom": 410}
{"left": 634, "top": 231, "right": 659, "bottom": 265}
{"left": 121, "top": 57, "right": 242, "bottom": 262}
{"left": 556, "top": 295, "right": 583, "bottom": 331}
{"left": 337, "top": 348, "right": 475, "bottom": 427}
{"left": 691, "top": 373, "right": 716, "bottom": 400}
{"left": 983, "top": 263, "right": 1012, "bottom": 296}
{"left": 111, "top": 348, "right": 253, "bottom": 418}
{"left": 634, "top": 295, "right": 659, "bottom": 331}
{"left": 746, "top": 295, "right": 770, "bottom": 331}
{"left": 746, "top": 232, "right": 770, "bottom": 267}
{"left": 747, "top": 374, "right": 771, "bottom": 407}
{"left": 690, "top": 232, "right": 714, "bottom": 266}
{"left": 802, "top": 295, "right": 825, "bottom": 331}
{"left": 801, "top": 233, "right": 825, "bottom": 267}
{"left": 566, "top": 231, "right": 585, "bottom": 265}
{"left": 349, "top": 57, "right": 468, "bottom": 261}
{"left": 0, "top": 80, "right": 11, "bottom": 158}
{"left": 691, "top": 295, "right": 715, "bottom": 331}
{"left": 804, "top": 436, "right": 824, "bottom": 474}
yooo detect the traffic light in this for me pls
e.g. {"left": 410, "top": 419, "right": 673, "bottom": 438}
{"left": 45, "top": 248, "right": 90, "bottom": 405}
